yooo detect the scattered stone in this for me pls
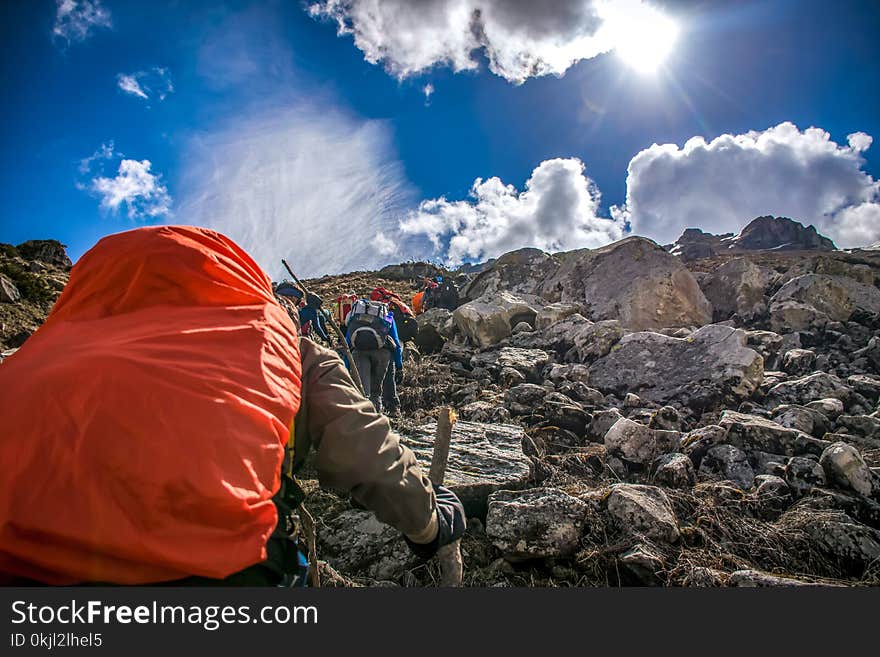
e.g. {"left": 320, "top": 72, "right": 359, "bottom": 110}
{"left": 649, "top": 406, "right": 682, "bottom": 432}
{"left": 719, "top": 410, "right": 830, "bottom": 456}
{"left": 746, "top": 330, "right": 784, "bottom": 366}
{"left": 547, "top": 363, "right": 591, "bottom": 385}
{"left": 766, "top": 372, "right": 853, "bottom": 407}
{"left": 806, "top": 398, "right": 845, "bottom": 419}
{"left": 753, "top": 474, "right": 792, "bottom": 515}
{"left": 699, "top": 444, "right": 755, "bottom": 489}
{"left": 619, "top": 544, "right": 666, "bottom": 585}
{"left": 820, "top": 442, "right": 876, "bottom": 498}
{"left": 588, "top": 408, "right": 624, "bottom": 442}
{"left": 606, "top": 484, "right": 680, "bottom": 543}
{"left": 623, "top": 393, "right": 642, "bottom": 408}
{"left": 511, "top": 321, "right": 533, "bottom": 334}
{"left": 784, "top": 456, "right": 827, "bottom": 497}
{"left": 486, "top": 488, "right": 589, "bottom": 561}
{"left": 782, "top": 349, "right": 816, "bottom": 375}
{"left": 680, "top": 424, "right": 729, "bottom": 468}
{"left": 0, "top": 274, "right": 20, "bottom": 304}
{"left": 847, "top": 374, "right": 880, "bottom": 401}
{"left": 571, "top": 319, "right": 625, "bottom": 363}
{"left": 771, "top": 404, "right": 831, "bottom": 437}
{"left": 604, "top": 417, "right": 680, "bottom": 466}
{"left": 837, "top": 415, "right": 880, "bottom": 439}
{"left": 653, "top": 453, "right": 696, "bottom": 489}
{"left": 792, "top": 510, "right": 880, "bottom": 575}
{"left": 471, "top": 347, "right": 550, "bottom": 382}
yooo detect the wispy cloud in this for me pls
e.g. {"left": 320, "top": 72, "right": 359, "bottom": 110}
{"left": 116, "top": 68, "right": 174, "bottom": 102}
{"left": 422, "top": 83, "right": 435, "bottom": 106}
{"left": 176, "top": 105, "right": 413, "bottom": 279}
{"left": 78, "top": 141, "right": 116, "bottom": 174}
{"left": 52, "top": 0, "right": 111, "bottom": 45}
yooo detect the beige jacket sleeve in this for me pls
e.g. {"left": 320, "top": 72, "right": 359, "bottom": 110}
{"left": 294, "top": 338, "right": 438, "bottom": 543}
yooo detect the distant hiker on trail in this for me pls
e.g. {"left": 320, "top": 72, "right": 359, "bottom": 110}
{"left": 344, "top": 297, "right": 403, "bottom": 414}
{"left": 0, "top": 225, "right": 464, "bottom": 586}
{"left": 423, "top": 275, "right": 460, "bottom": 312}
{"left": 275, "top": 281, "right": 331, "bottom": 344}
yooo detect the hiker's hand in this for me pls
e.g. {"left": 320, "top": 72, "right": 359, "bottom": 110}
{"left": 405, "top": 484, "right": 466, "bottom": 560}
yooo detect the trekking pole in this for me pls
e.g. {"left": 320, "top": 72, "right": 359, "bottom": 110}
{"left": 428, "top": 407, "right": 464, "bottom": 587}
{"left": 280, "top": 259, "right": 365, "bottom": 396}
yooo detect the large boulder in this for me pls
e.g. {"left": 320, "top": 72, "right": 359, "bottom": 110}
{"left": 606, "top": 484, "right": 680, "bottom": 543}
{"left": 414, "top": 307, "right": 453, "bottom": 353}
{"left": 769, "top": 274, "right": 854, "bottom": 330}
{"left": 400, "top": 421, "right": 532, "bottom": 517}
{"left": 535, "top": 302, "right": 582, "bottom": 329}
{"left": 486, "top": 488, "right": 590, "bottom": 561}
{"left": 452, "top": 292, "right": 539, "bottom": 348}
{"left": 589, "top": 324, "right": 763, "bottom": 407}
{"left": 539, "top": 237, "right": 712, "bottom": 330}
{"left": 700, "top": 258, "right": 770, "bottom": 321}
{"left": 463, "top": 248, "right": 558, "bottom": 299}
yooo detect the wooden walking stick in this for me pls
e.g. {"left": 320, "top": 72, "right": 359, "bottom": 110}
{"left": 428, "top": 407, "right": 464, "bottom": 587}
{"left": 280, "top": 258, "right": 364, "bottom": 396}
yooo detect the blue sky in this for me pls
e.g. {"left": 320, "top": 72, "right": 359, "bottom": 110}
{"left": 2, "top": 0, "right": 879, "bottom": 277}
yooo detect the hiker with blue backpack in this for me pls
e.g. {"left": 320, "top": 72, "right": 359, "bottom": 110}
{"left": 275, "top": 281, "right": 331, "bottom": 344}
{"left": 344, "top": 298, "right": 403, "bottom": 414}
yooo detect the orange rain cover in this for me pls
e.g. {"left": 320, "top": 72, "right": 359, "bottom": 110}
{"left": 411, "top": 290, "right": 425, "bottom": 315}
{"left": 0, "top": 226, "right": 301, "bottom": 584}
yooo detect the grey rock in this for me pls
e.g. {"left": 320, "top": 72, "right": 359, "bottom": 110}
{"left": 806, "top": 398, "right": 845, "bottom": 419}
{"left": 539, "top": 237, "right": 712, "bottom": 330}
{"left": 754, "top": 474, "right": 792, "bottom": 513}
{"left": 746, "top": 330, "right": 784, "bottom": 365}
{"left": 547, "top": 363, "right": 591, "bottom": 385}
{"left": 653, "top": 453, "right": 696, "bottom": 488}
{"left": 837, "top": 415, "right": 880, "bottom": 439}
{"left": 847, "top": 374, "right": 880, "bottom": 401}
{"left": 0, "top": 274, "right": 20, "bottom": 304}
{"left": 319, "top": 510, "right": 416, "bottom": 583}
{"left": 649, "top": 406, "right": 683, "bottom": 432}
{"left": 571, "top": 319, "right": 625, "bottom": 363}
{"left": 782, "top": 349, "right": 816, "bottom": 375}
{"left": 699, "top": 444, "right": 755, "bottom": 489}
{"left": 589, "top": 324, "right": 764, "bottom": 407}
{"left": 453, "top": 292, "right": 539, "bottom": 348}
{"left": 414, "top": 308, "right": 453, "bottom": 353}
{"left": 770, "top": 274, "right": 854, "bottom": 324}
{"left": 680, "top": 424, "right": 729, "bottom": 467}
{"left": 401, "top": 421, "right": 532, "bottom": 517}
{"left": 606, "top": 484, "right": 680, "bottom": 543}
{"left": 820, "top": 442, "right": 876, "bottom": 498}
{"left": 766, "top": 372, "right": 853, "bottom": 407}
{"left": 771, "top": 404, "right": 831, "bottom": 437}
{"left": 701, "top": 258, "right": 770, "bottom": 321}
{"left": 619, "top": 544, "right": 665, "bottom": 585}
{"left": 604, "top": 417, "right": 680, "bottom": 466}
{"left": 719, "top": 410, "right": 830, "bottom": 457}
{"left": 588, "top": 408, "right": 624, "bottom": 442}
{"left": 471, "top": 347, "right": 550, "bottom": 382}
{"left": 785, "top": 456, "right": 827, "bottom": 497}
{"left": 486, "top": 488, "right": 589, "bottom": 561}
{"left": 535, "top": 302, "right": 582, "bottom": 330}
{"left": 795, "top": 510, "right": 880, "bottom": 574}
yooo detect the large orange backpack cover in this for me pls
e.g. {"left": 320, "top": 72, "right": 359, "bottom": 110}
{"left": 0, "top": 226, "right": 302, "bottom": 584}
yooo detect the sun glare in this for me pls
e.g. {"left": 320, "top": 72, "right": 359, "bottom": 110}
{"left": 602, "top": 3, "right": 680, "bottom": 74}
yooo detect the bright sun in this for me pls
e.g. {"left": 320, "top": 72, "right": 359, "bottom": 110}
{"left": 603, "top": 4, "right": 680, "bottom": 74}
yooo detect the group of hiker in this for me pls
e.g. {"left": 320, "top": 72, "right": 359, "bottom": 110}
{"left": 0, "top": 226, "right": 466, "bottom": 587}
{"left": 274, "top": 275, "right": 458, "bottom": 417}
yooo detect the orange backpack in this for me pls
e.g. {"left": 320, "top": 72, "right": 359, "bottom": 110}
{"left": 0, "top": 226, "right": 302, "bottom": 584}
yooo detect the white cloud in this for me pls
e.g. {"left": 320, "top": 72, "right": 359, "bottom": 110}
{"left": 308, "top": 0, "right": 678, "bottom": 84}
{"left": 423, "top": 83, "right": 435, "bottom": 105}
{"left": 53, "top": 0, "right": 111, "bottom": 44}
{"left": 400, "top": 158, "right": 626, "bottom": 266}
{"left": 176, "top": 106, "right": 414, "bottom": 279}
{"left": 116, "top": 68, "right": 174, "bottom": 101}
{"left": 90, "top": 159, "right": 172, "bottom": 219}
{"left": 615, "top": 122, "right": 880, "bottom": 248}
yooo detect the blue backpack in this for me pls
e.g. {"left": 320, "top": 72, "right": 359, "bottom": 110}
{"left": 348, "top": 299, "right": 392, "bottom": 350}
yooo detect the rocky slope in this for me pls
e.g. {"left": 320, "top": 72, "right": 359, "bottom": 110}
{"left": 3, "top": 218, "right": 880, "bottom": 587}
